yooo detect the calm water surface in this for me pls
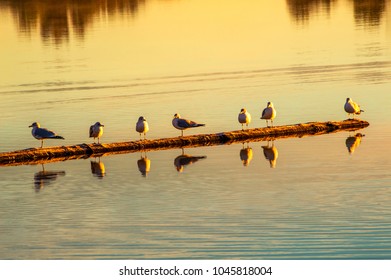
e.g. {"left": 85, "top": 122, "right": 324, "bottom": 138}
{"left": 0, "top": 0, "right": 391, "bottom": 259}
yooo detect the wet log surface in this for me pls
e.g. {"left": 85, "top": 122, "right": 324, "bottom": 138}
{"left": 0, "top": 119, "right": 369, "bottom": 166}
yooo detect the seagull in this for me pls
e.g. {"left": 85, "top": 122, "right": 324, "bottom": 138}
{"left": 262, "top": 142, "right": 279, "bottom": 168}
{"left": 172, "top": 113, "right": 205, "bottom": 136}
{"left": 89, "top": 122, "right": 104, "bottom": 144}
{"left": 260, "top": 101, "right": 277, "bottom": 127}
{"left": 344, "top": 98, "right": 364, "bottom": 119}
{"left": 136, "top": 116, "right": 149, "bottom": 140}
{"left": 29, "top": 122, "right": 64, "bottom": 148}
{"left": 238, "top": 108, "right": 251, "bottom": 130}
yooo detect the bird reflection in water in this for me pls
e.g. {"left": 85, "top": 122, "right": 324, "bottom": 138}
{"left": 239, "top": 143, "right": 253, "bottom": 167}
{"left": 262, "top": 141, "right": 279, "bottom": 168}
{"left": 34, "top": 164, "right": 65, "bottom": 192}
{"left": 137, "top": 151, "right": 151, "bottom": 177}
{"left": 90, "top": 157, "right": 106, "bottom": 178}
{"left": 174, "top": 148, "right": 207, "bottom": 172}
{"left": 346, "top": 133, "right": 365, "bottom": 154}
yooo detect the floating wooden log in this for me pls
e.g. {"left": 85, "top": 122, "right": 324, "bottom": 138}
{"left": 0, "top": 119, "right": 369, "bottom": 166}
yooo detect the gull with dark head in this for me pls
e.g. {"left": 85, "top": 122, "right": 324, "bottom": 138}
{"left": 344, "top": 98, "right": 364, "bottom": 119}
{"left": 136, "top": 116, "right": 149, "bottom": 140}
{"left": 89, "top": 122, "right": 104, "bottom": 144}
{"left": 238, "top": 108, "right": 251, "bottom": 130}
{"left": 172, "top": 113, "right": 205, "bottom": 137}
{"left": 260, "top": 101, "right": 276, "bottom": 127}
{"left": 29, "top": 122, "right": 64, "bottom": 148}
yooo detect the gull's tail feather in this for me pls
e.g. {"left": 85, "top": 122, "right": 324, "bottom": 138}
{"left": 53, "top": 136, "right": 65, "bottom": 140}
{"left": 194, "top": 124, "right": 205, "bottom": 127}
{"left": 194, "top": 156, "right": 207, "bottom": 160}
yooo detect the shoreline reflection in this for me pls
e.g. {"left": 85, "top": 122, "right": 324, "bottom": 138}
{"left": 286, "top": 0, "right": 387, "bottom": 28}
{"left": 0, "top": 0, "right": 147, "bottom": 44}
{"left": 1, "top": 0, "right": 388, "bottom": 45}
{"left": 33, "top": 164, "right": 65, "bottom": 191}
{"left": 174, "top": 149, "right": 207, "bottom": 173}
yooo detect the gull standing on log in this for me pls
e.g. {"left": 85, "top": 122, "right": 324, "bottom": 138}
{"left": 136, "top": 116, "right": 149, "bottom": 140}
{"left": 172, "top": 113, "right": 205, "bottom": 137}
{"left": 29, "top": 122, "right": 65, "bottom": 148}
{"left": 238, "top": 108, "right": 251, "bottom": 130}
{"left": 89, "top": 122, "right": 104, "bottom": 144}
{"left": 260, "top": 101, "right": 276, "bottom": 127}
{"left": 344, "top": 97, "right": 364, "bottom": 119}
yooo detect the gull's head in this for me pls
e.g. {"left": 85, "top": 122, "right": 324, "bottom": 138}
{"left": 138, "top": 116, "right": 146, "bottom": 122}
{"left": 267, "top": 102, "right": 273, "bottom": 107}
{"left": 174, "top": 113, "right": 181, "bottom": 119}
{"left": 240, "top": 108, "right": 246, "bottom": 113}
{"left": 29, "top": 122, "right": 40, "bottom": 128}
{"left": 346, "top": 97, "right": 351, "bottom": 102}
{"left": 95, "top": 122, "right": 104, "bottom": 127}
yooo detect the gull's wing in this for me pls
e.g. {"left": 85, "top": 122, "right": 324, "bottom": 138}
{"left": 35, "top": 127, "right": 57, "bottom": 139}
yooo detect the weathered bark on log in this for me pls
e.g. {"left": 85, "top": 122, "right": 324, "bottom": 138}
{"left": 0, "top": 119, "right": 369, "bottom": 166}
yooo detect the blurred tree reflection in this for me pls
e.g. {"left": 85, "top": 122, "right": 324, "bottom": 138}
{"left": 351, "top": 0, "right": 386, "bottom": 28}
{"left": 286, "top": 0, "right": 387, "bottom": 27}
{"left": 0, "top": 0, "right": 146, "bottom": 44}
{"left": 286, "top": 0, "right": 334, "bottom": 23}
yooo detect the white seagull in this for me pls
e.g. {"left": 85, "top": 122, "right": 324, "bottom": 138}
{"left": 89, "top": 122, "right": 104, "bottom": 144}
{"left": 238, "top": 108, "right": 251, "bottom": 130}
{"left": 136, "top": 116, "right": 149, "bottom": 140}
{"left": 260, "top": 101, "right": 277, "bottom": 127}
{"left": 172, "top": 113, "right": 205, "bottom": 136}
{"left": 344, "top": 97, "right": 364, "bottom": 119}
{"left": 29, "top": 122, "right": 64, "bottom": 148}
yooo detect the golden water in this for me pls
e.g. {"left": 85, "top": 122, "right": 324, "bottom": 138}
{"left": 0, "top": 0, "right": 391, "bottom": 259}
